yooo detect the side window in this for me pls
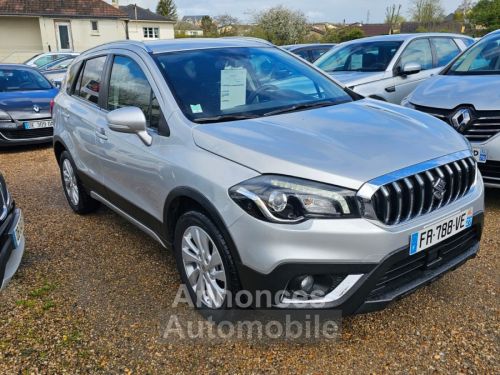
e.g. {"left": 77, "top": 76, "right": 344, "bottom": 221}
{"left": 76, "top": 56, "right": 106, "bottom": 105}
{"left": 432, "top": 38, "right": 461, "bottom": 66}
{"left": 400, "top": 39, "right": 433, "bottom": 70}
{"left": 65, "top": 61, "right": 82, "bottom": 94}
{"left": 107, "top": 55, "right": 160, "bottom": 129}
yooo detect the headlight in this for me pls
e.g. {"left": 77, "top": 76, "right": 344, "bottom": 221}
{"left": 229, "top": 175, "right": 360, "bottom": 223}
{"left": 0, "top": 174, "right": 12, "bottom": 214}
{"left": 400, "top": 96, "right": 415, "bottom": 109}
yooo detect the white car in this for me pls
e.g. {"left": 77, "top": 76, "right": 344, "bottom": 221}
{"left": 25, "top": 52, "right": 78, "bottom": 69}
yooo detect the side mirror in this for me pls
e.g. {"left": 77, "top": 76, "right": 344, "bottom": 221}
{"left": 401, "top": 62, "right": 421, "bottom": 75}
{"left": 106, "top": 106, "right": 152, "bottom": 146}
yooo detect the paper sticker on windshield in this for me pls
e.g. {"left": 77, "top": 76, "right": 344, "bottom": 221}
{"left": 190, "top": 104, "right": 203, "bottom": 113}
{"left": 220, "top": 68, "right": 247, "bottom": 111}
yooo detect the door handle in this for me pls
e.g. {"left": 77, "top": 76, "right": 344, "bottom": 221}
{"left": 385, "top": 86, "right": 396, "bottom": 93}
{"left": 95, "top": 127, "right": 108, "bottom": 141}
{"left": 61, "top": 110, "right": 70, "bottom": 119}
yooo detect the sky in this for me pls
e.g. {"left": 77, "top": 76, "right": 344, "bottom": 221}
{"left": 112, "top": 0, "right": 464, "bottom": 23}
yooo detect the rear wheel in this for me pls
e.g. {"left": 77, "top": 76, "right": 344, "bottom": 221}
{"left": 174, "top": 211, "right": 240, "bottom": 309}
{"left": 59, "top": 151, "right": 99, "bottom": 214}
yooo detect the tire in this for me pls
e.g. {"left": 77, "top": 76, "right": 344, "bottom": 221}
{"left": 59, "top": 150, "right": 99, "bottom": 214}
{"left": 173, "top": 211, "right": 240, "bottom": 309}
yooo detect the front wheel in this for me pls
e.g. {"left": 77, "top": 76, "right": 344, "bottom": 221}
{"left": 59, "top": 151, "right": 99, "bottom": 214}
{"left": 173, "top": 211, "right": 240, "bottom": 309}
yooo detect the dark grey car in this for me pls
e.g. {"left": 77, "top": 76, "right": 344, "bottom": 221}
{"left": 0, "top": 64, "right": 58, "bottom": 146}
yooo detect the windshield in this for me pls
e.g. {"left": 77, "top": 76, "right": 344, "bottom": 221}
{"left": 0, "top": 68, "right": 52, "bottom": 91}
{"left": 44, "top": 58, "right": 75, "bottom": 71}
{"left": 315, "top": 41, "right": 402, "bottom": 72}
{"left": 154, "top": 47, "right": 353, "bottom": 122}
{"left": 447, "top": 34, "right": 500, "bottom": 75}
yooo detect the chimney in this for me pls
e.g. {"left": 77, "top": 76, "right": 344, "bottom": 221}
{"left": 111, "top": 0, "right": 119, "bottom": 9}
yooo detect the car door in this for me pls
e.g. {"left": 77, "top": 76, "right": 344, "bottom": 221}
{"left": 95, "top": 53, "right": 170, "bottom": 234}
{"left": 58, "top": 55, "right": 109, "bottom": 197}
{"left": 390, "top": 38, "right": 439, "bottom": 103}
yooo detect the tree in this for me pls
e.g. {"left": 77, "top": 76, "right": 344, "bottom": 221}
{"left": 322, "top": 27, "right": 365, "bottom": 43}
{"left": 469, "top": 0, "right": 500, "bottom": 35}
{"left": 253, "top": 6, "right": 309, "bottom": 45}
{"left": 156, "top": 0, "right": 177, "bottom": 21}
{"left": 215, "top": 14, "right": 239, "bottom": 36}
{"left": 200, "top": 16, "right": 217, "bottom": 36}
{"left": 385, "top": 4, "right": 405, "bottom": 33}
{"left": 409, "top": 0, "right": 445, "bottom": 25}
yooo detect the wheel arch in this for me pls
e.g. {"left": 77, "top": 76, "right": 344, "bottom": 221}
{"left": 163, "top": 187, "right": 242, "bottom": 263}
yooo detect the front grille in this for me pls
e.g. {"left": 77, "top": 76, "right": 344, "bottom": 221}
{"left": 414, "top": 104, "right": 500, "bottom": 143}
{"left": 369, "top": 157, "right": 476, "bottom": 225}
{"left": 0, "top": 127, "right": 53, "bottom": 140}
{"left": 479, "top": 160, "right": 500, "bottom": 185}
{"left": 368, "top": 225, "right": 478, "bottom": 299}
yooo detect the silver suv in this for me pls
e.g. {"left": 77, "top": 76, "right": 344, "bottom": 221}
{"left": 403, "top": 30, "right": 500, "bottom": 188}
{"left": 53, "top": 38, "right": 484, "bottom": 314}
{"left": 315, "top": 33, "right": 473, "bottom": 104}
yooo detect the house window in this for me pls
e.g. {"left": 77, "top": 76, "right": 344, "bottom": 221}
{"left": 143, "top": 27, "right": 159, "bottom": 39}
{"left": 91, "top": 21, "right": 99, "bottom": 34}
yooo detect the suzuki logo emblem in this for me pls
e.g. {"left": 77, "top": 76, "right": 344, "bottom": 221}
{"left": 33, "top": 105, "right": 40, "bottom": 113}
{"left": 433, "top": 178, "right": 447, "bottom": 200}
{"left": 451, "top": 108, "right": 472, "bottom": 132}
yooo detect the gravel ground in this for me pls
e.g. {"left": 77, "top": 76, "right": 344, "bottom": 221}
{"left": 0, "top": 145, "right": 498, "bottom": 374}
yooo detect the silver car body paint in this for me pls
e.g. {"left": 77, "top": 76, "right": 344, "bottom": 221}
{"left": 53, "top": 38, "right": 484, "bottom": 309}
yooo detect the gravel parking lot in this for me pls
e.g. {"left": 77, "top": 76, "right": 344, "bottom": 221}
{"left": 0, "top": 145, "right": 498, "bottom": 374}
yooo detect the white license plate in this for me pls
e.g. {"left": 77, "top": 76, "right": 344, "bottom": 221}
{"left": 409, "top": 207, "right": 473, "bottom": 255}
{"left": 10, "top": 211, "right": 24, "bottom": 248}
{"left": 472, "top": 147, "right": 487, "bottom": 163}
{"left": 23, "top": 120, "right": 53, "bottom": 129}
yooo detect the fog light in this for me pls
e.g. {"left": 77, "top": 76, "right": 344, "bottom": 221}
{"left": 299, "top": 275, "right": 314, "bottom": 293}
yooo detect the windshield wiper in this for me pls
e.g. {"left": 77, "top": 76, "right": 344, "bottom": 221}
{"left": 263, "top": 100, "right": 339, "bottom": 117}
{"left": 194, "top": 114, "right": 260, "bottom": 124}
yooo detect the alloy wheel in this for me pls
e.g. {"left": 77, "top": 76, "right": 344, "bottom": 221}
{"left": 181, "top": 225, "right": 227, "bottom": 308}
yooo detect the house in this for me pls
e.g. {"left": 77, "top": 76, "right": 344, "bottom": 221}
{"left": 0, "top": 0, "right": 128, "bottom": 63}
{"left": 120, "top": 4, "right": 175, "bottom": 41}
{"left": 175, "top": 21, "right": 204, "bottom": 37}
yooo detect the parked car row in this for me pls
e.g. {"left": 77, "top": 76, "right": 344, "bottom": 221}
{"left": 0, "top": 33, "right": 497, "bottom": 316}
{"left": 402, "top": 30, "right": 500, "bottom": 188}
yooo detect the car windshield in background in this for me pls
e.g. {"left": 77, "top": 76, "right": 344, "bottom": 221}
{"left": 0, "top": 68, "right": 52, "bottom": 91}
{"left": 154, "top": 47, "right": 353, "bottom": 123}
{"left": 315, "top": 41, "right": 403, "bottom": 72}
{"left": 447, "top": 34, "right": 500, "bottom": 75}
{"left": 44, "top": 58, "right": 75, "bottom": 71}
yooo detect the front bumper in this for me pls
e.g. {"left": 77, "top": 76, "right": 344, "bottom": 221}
{"left": 237, "top": 212, "right": 483, "bottom": 315}
{"left": 0, "top": 206, "right": 25, "bottom": 290}
{"left": 0, "top": 119, "right": 53, "bottom": 147}
{"left": 229, "top": 176, "right": 484, "bottom": 314}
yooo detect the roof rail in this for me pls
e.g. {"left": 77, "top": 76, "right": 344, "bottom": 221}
{"left": 220, "top": 36, "right": 274, "bottom": 46}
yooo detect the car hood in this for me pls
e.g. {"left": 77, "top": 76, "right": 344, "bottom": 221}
{"left": 192, "top": 100, "right": 469, "bottom": 189}
{"left": 328, "top": 71, "right": 386, "bottom": 87}
{"left": 410, "top": 75, "right": 500, "bottom": 111}
{"left": 0, "top": 89, "right": 58, "bottom": 119}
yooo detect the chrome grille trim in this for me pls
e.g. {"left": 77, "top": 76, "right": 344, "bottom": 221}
{"left": 357, "top": 151, "right": 477, "bottom": 226}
